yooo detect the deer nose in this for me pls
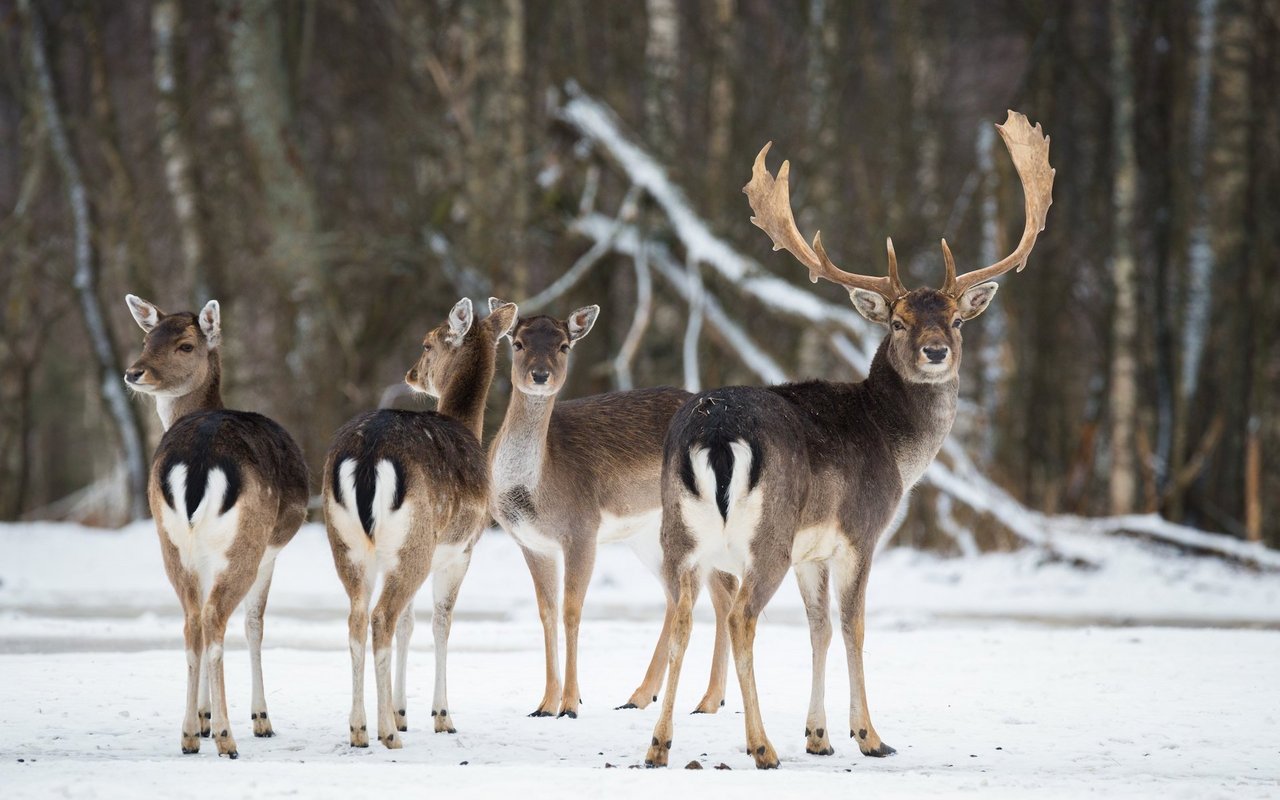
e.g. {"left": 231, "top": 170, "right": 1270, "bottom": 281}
{"left": 124, "top": 368, "right": 145, "bottom": 384}
{"left": 922, "top": 346, "right": 949, "bottom": 364}
{"left": 406, "top": 368, "right": 418, "bottom": 383}
{"left": 531, "top": 369, "right": 550, "bottom": 385}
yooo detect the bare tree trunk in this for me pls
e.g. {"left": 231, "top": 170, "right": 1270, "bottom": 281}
{"left": 221, "top": 0, "right": 326, "bottom": 452}
{"left": 1181, "top": 0, "right": 1217, "bottom": 403}
{"left": 644, "top": 0, "right": 680, "bottom": 155}
{"left": 21, "top": 0, "right": 149, "bottom": 520}
{"left": 154, "top": 0, "right": 215, "bottom": 303}
{"left": 704, "top": 0, "right": 735, "bottom": 218}
{"left": 503, "top": 0, "right": 530, "bottom": 297}
{"left": 1108, "top": 0, "right": 1140, "bottom": 514}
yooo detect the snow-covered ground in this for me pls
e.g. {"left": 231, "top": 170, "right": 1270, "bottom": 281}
{"left": 2, "top": 521, "right": 1278, "bottom": 798}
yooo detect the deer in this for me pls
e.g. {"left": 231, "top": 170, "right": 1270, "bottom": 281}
{"left": 323, "top": 297, "right": 517, "bottom": 749}
{"left": 486, "top": 301, "right": 737, "bottom": 719}
{"left": 123, "top": 295, "right": 310, "bottom": 759}
{"left": 643, "top": 111, "right": 1054, "bottom": 769}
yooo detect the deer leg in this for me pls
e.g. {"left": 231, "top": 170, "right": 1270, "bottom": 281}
{"left": 521, "top": 547, "right": 561, "bottom": 717}
{"left": 558, "top": 535, "right": 597, "bottom": 719}
{"left": 393, "top": 600, "right": 414, "bottom": 732}
{"left": 835, "top": 552, "right": 894, "bottom": 757}
{"left": 691, "top": 569, "right": 737, "bottom": 714}
{"left": 243, "top": 546, "right": 279, "bottom": 738}
{"left": 429, "top": 548, "right": 472, "bottom": 733}
{"left": 730, "top": 549, "right": 792, "bottom": 771}
{"left": 619, "top": 599, "right": 673, "bottom": 709}
{"left": 644, "top": 568, "right": 699, "bottom": 768}
{"left": 795, "top": 560, "right": 834, "bottom": 755}
{"left": 202, "top": 582, "right": 247, "bottom": 759}
{"left": 372, "top": 545, "right": 433, "bottom": 750}
{"left": 180, "top": 588, "right": 203, "bottom": 754}
{"left": 197, "top": 641, "right": 211, "bottom": 737}
{"left": 329, "top": 525, "right": 373, "bottom": 748}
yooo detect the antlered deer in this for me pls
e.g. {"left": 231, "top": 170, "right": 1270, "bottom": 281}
{"left": 324, "top": 298, "right": 516, "bottom": 748}
{"left": 644, "top": 111, "right": 1054, "bottom": 769}
{"left": 487, "top": 303, "right": 736, "bottom": 718}
{"left": 124, "top": 295, "right": 309, "bottom": 759}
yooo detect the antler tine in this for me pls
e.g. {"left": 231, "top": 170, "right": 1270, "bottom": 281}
{"left": 949, "top": 111, "right": 1056, "bottom": 295}
{"left": 745, "top": 143, "right": 899, "bottom": 300}
{"left": 885, "top": 238, "right": 907, "bottom": 298}
{"left": 940, "top": 238, "right": 957, "bottom": 294}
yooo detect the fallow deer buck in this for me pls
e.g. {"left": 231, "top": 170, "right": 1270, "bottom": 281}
{"left": 644, "top": 111, "right": 1054, "bottom": 769}
{"left": 323, "top": 298, "right": 517, "bottom": 749}
{"left": 124, "top": 295, "right": 309, "bottom": 759}
{"left": 487, "top": 301, "right": 735, "bottom": 719}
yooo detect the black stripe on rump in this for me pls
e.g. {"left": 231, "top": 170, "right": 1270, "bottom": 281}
{"left": 160, "top": 414, "right": 242, "bottom": 522}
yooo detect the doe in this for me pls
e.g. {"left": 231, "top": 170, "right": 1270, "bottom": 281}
{"left": 124, "top": 295, "right": 309, "bottom": 759}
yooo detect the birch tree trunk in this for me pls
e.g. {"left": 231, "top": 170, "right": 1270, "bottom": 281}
{"left": 503, "top": 0, "right": 530, "bottom": 297}
{"left": 21, "top": 0, "right": 149, "bottom": 520}
{"left": 644, "top": 0, "right": 680, "bottom": 157}
{"left": 220, "top": 0, "right": 326, "bottom": 450}
{"left": 704, "top": 0, "right": 735, "bottom": 218}
{"left": 1108, "top": 0, "right": 1140, "bottom": 514}
{"left": 1181, "top": 0, "right": 1218, "bottom": 403}
{"left": 154, "top": 0, "right": 215, "bottom": 304}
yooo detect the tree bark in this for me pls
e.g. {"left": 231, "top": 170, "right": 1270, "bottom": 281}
{"left": 154, "top": 0, "right": 216, "bottom": 304}
{"left": 1108, "top": 0, "right": 1140, "bottom": 515}
{"left": 21, "top": 0, "right": 149, "bottom": 520}
{"left": 220, "top": 0, "right": 327, "bottom": 453}
{"left": 644, "top": 0, "right": 681, "bottom": 157}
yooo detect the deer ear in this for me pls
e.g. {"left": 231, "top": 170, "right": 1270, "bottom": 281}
{"left": 126, "top": 294, "right": 164, "bottom": 332}
{"left": 958, "top": 281, "right": 999, "bottom": 320}
{"left": 198, "top": 300, "right": 221, "bottom": 348}
{"left": 446, "top": 297, "right": 474, "bottom": 346}
{"left": 486, "top": 301, "right": 518, "bottom": 340}
{"left": 566, "top": 305, "right": 599, "bottom": 344}
{"left": 850, "top": 289, "right": 891, "bottom": 325}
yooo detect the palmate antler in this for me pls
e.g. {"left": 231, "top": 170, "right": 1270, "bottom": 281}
{"left": 943, "top": 111, "right": 1056, "bottom": 295}
{"left": 744, "top": 142, "right": 907, "bottom": 299}
{"left": 745, "top": 111, "right": 1055, "bottom": 300}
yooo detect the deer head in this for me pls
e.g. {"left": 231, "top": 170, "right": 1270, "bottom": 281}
{"left": 123, "top": 294, "right": 221, "bottom": 397}
{"left": 744, "top": 111, "right": 1054, "bottom": 384}
{"left": 492, "top": 299, "right": 599, "bottom": 397}
{"left": 405, "top": 297, "right": 519, "bottom": 397}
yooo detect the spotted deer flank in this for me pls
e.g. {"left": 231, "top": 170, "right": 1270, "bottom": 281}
{"left": 323, "top": 298, "right": 516, "bottom": 749}
{"left": 124, "top": 295, "right": 310, "bottom": 759}
{"left": 644, "top": 111, "right": 1054, "bottom": 769}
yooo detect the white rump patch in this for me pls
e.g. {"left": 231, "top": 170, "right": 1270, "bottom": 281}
{"left": 159, "top": 463, "right": 241, "bottom": 602}
{"left": 679, "top": 442, "right": 764, "bottom": 577}
{"left": 329, "top": 458, "right": 413, "bottom": 575}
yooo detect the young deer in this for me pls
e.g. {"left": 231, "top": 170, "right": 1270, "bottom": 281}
{"left": 124, "top": 295, "right": 309, "bottom": 759}
{"left": 323, "top": 298, "right": 517, "bottom": 749}
{"left": 487, "top": 302, "right": 735, "bottom": 719}
{"left": 644, "top": 112, "right": 1054, "bottom": 769}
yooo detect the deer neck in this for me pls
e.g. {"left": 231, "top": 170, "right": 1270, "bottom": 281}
{"left": 435, "top": 347, "right": 496, "bottom": 440}
{"left": 491, "top": 388, "right": 555, "bottom": 494}
{"left": 864, "top": 339, "right": 958, "bottom": 487}
{"left": 157, "top": 353, "right": 225, "bottom": 431}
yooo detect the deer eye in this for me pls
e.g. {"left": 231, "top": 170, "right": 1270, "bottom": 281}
{"left": 513, "top": 341, "right": 524, "bottom": 351}
{"left": 892, "top": 321, "right": 906, "bottom": 332}
{"left": 422, "top": 343, "right": 432, "bottom": 352}
{"left": 559, "top": 344, "right": 570, "bottom": 354}
{"left": 178, "top": 343, "right": 195, "bottom": 353}
{"left": 952, "top": 319, "right": 964, "bottom": 329}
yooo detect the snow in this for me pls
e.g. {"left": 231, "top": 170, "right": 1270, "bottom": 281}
{"left": 2, "top": 521, "right": 1279, "bottom": 798}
